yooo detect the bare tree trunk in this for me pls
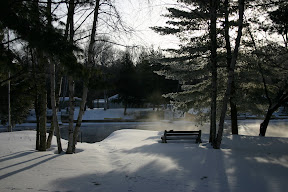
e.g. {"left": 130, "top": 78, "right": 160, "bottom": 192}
{"left": 72, "top": 86, "right": 88, "bottom": 153}
{"left": 230, "top": 83, "right": 239, "bottom": 135}
{"left": 35, "top": 98, "right": 40, "bottom": 150}
{"left": 72, "top": 0, "right": 100, "bottom": 153}
{"left": 38, "top": 74, "right": 47, "bottom": 151}
{"left": 66, "top": 0, "right": 75, "bottom": 154}
{"left": 31, "top": 0, "right": 47, "bottom": 151}
{"left": 31, "top": 48, "right": 40, "bottom": 150}
{"left": 209, "top": 0, "right": 218, "bottom": 143}
{"left": 214, "top": 0, "right": 245, "bottom": 149}
{"left": 66, "top": 76, "right": 75, "bottom": 154}
{"left": 45, "top": 0, "right": 62, "bottom": 152}
{"left": 104, "top": 90, "right": 107, "bottom": 110}
{"left": 46, "top": 121, "right": 54, "bottom": 149}
{"left": 224, "top": 0, "right": 238, "bottom": 135}
{"left": 49, "top": 58, "right": 63, "bottom": 153}
{"left": 259, "top": 109, "right": 273, "bottom": 137}
{"left": 45, "top": 0, "right": 54, "bottom": 150}
{"left": 260, "top": 94, "right": 288, "bottom": 136}
{"left": 124, "top": 103, "right": 127, "bottom": 115}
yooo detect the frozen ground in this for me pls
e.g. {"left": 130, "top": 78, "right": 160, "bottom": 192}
{"left": 0, "top": 120, "right": 288, "bottom": 192}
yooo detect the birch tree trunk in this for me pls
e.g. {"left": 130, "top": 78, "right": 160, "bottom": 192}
{"left": 72, "top": 85, "right": 88, "bottom": 153}
{"left": 214, "top": 0, "right": 245, "bottom": 149}
{"left": 66, "top": 76, "right": 75, "bottom": 154}
{"left": 49, "top": 58, "right": 63, "bottom": 153}
{"left": 66, "top": 0, "right": 76, "bottom": 154}
{"left": 72, "top": 0, "right": 101, "bottom": 153}
{"left": 45, "top": 0, "right": 62, "bottom": 152}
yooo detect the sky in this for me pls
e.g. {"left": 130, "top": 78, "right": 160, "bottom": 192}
{"left": 110, "top": 0, "right": 180, "bottom": 50}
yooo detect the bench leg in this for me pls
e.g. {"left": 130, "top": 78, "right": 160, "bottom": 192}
{"left": 196, "top": 136, "right": 202, "bottom": 143}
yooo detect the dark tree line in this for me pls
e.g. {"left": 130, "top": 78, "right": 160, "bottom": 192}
{"left": 102, "top": 50, "right": 179, "bottom": 115}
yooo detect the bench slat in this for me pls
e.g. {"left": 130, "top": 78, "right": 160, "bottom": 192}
{"left": 166, "top": 131, "right": 200, "bottom": 133}
{"left": 161, "top": 130, "right": 202, "bottom": 143}
{"left": 166, "top": 134, "right": 199, "bottom": 136}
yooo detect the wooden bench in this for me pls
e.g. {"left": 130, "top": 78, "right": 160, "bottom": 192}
{"left": 161, "top": 130, "right": 202, "bottom": 143}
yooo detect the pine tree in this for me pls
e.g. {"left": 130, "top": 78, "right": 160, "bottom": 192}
{"left": 152, "top": 0, "right": 221, "bottom": 139}
{"left": 0, "top": 0, "right": 81, "bottom": 151}
{"left": 115, "top": 52, "right": 141, "bottom": 115}
{"left": 136, "top": 49, "right": 178, "bottom": 109}
{"left": 214, "top": 0, "right": 245, "bottom": 149}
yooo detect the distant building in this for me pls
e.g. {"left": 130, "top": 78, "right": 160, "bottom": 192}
{"left": 93, "top": 94, "right": 123, "bottom": 109}
{"left": 59, "top": 97, "right": 82, "bottom": 109}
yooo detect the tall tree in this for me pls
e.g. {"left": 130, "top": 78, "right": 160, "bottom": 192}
{"left": 0, "top": 0, "right": 80, "bottom": 151}
{"left": 152, "top": 0, "right": 222, "bottom": 139}
{"left": 45, "top": 0, "right": 63, "bottom": 153}
{"left": 223, "top": 0, "right": 238, "bottom": 135}
{"left": 115, "top": 51, "right": 141, "bottom": 115}
{"left": 209, "top": 0, "right": 219, "bottom": 143}
{"left": 66, "top": 0, "right": 76, "bottom": 154}
{"left": 214, "top": 0, "right": 245, "bottom": 149}
{"left": 71, "top": 0, "right": 101, "bottom": 153}
{"left": 258, "top": 1, "right": 288, "bottom": 136}
{"left": 31, "top": 1, "right": 47, "bottom": 151}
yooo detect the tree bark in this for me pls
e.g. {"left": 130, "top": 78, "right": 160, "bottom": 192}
{"left": 31, "top": 0, "right": 47, "bottom": 151}
{"left": 31, "top": 48, "right": 40, "bottom": 150}
{"left": 260, "top": 94, "right": 288, "bottom": 136}
{"left": 48, "top": 58, "right": 63, "bottom": 153}
{"left": 38, "top": 72, "right": 47, "bottom": 151}
{"left": 72, "top": 86, "right": 88, "bottom": 153}
{"left": 104, "top": 90, "right": 108, "bottom": 110}
{"left": 35, "top": 99, "right": 40, "bottom": 150}
{"left": 214, "top": 0, "right": 245, "bottom": 149}
{"left": 45, "top": 0, "right": 62, "bottom": 152}
{"left": 259, "top": 109, "right": 273, "bottom": 137}
{"left": 224, "top": 0, "right": 238, "bottom": 135}
{"left": 66, "top": 76, "right": 75, "bottom": 154}
{"left": 230, "top": 83, "right": 239, "bottom": 135}
{"left": 66, "top": 0, "right": 75, "bottom": 154}
{"left": 46, "top": 120, "right": 54, "bottom": 149}
{"left": 209, "top": 0, "right": 218, "bottom": 143}
{"left": 72, "top": 0, "right": 100, "bottom": 153}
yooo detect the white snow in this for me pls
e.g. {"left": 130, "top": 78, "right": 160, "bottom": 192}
{"left": 1, "top": 120, "right": 288, "bottom": 192}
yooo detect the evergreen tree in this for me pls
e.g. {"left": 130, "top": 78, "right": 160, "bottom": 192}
{"left": 152, "top": 0, "right": 248, "bottom": 147}
{"left": 152, "top": 0, "right": 221, "bottom": 138}
{"left": 115, "top": 52, "right": 142, "bottom": 115}
{"left": 136, "top": 49, "right": 178, "bottom": 109}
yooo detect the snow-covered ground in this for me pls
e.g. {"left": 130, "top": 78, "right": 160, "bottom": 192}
{"left": 1, "top": 120, "right": 288, "bottom": 192}
{"left": 25, "top": 108, "right": 184, "bottom": 122}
